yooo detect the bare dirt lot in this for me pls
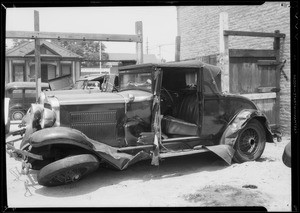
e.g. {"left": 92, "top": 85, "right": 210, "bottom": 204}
{"left": 5, "top": 124, "right": 291, "bottom": 211}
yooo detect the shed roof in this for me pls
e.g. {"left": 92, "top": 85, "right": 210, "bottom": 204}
{"left": 6, "top": 40, "right": 82, "bottom": 59}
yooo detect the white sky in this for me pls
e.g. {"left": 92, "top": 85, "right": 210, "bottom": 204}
{"left": 6, "top": 6, "right": 178, "bottom": 62}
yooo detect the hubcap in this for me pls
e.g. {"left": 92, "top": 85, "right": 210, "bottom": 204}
{"left": 51, "top": 168, "right": 85, "bottom": 184}
{"left": 13, "top": 111, "right": 24, "bottom": 120}
{"left": 239, "top": 128, "right": 259, "bottom": 155}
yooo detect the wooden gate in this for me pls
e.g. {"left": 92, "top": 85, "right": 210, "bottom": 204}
{"left": 229, "top": 49, "right": 280, "bottom": 129}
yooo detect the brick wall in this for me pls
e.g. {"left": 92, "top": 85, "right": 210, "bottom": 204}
{"left": 177, "top": 2, "right": 291, "bottom": 135}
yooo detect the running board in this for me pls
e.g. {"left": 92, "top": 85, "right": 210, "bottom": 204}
{"left": 159, "top": 148, "right": 209, "bottom": 159}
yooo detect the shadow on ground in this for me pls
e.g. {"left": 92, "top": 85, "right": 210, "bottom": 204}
{"left": 34, "top": 152, "right": 229, "bottom": 197}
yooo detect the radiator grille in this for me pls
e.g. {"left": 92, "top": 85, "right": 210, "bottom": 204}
{"left": 70, "top": 111, "right": 117, "bottom": 143}
{"left": 70, "top": 111, "right": 116, "bottom": 123}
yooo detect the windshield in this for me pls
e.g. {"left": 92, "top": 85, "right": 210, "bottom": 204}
{"left": 119, "top": 72, "right": 152, "bottom": 92}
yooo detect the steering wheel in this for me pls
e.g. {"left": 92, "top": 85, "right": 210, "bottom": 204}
{"left": 160, "top": 87, "right": 174, "bottom": 114}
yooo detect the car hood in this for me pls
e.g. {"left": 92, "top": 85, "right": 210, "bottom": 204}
{"left": 44, "top": 90, "right": 153, "bottom": 105}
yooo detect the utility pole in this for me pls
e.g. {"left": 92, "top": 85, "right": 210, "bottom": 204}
{"left": 99, "top": 41, "right": 102, "bottom": 73}
{"left": 34, "top": 10, "right": 41, "bottom": 101}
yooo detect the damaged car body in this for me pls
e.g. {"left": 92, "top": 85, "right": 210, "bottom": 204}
{"left": 7, "top": 60, "right": 274, "bottom": 187}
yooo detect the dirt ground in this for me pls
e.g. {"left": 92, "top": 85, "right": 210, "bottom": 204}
{"left": 5, "top": 123, "right": 291, "bottom": 211}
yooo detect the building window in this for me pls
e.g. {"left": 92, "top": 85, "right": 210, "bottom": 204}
{"left": 13, "top": 65, "right": 25, "bottom": 82}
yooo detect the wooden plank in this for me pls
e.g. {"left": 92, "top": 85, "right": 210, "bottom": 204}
{"left": 219, "top": 12, "right": 230, "bottom": 93}
{"left": 224, "top": 30, "right": 285, "bottom": 38}
{"left": 257, "top": 60, "right": 280, "bottom": 66}
{"left": 273, "top": 30, "right": 281, "bottom": 129}
{"left": 257, "top": 87, "right": 279, "bottom": 93}
{"left": 175, "top": 36, "right": 181, "bottom": 62}
{"left": 6, "top": 30, "right": 142, "bottom": 42}
{"left": 229, "top": 49, "right": 276, "bottom": 58}
{"left": 241, "top": 92, "right": 276, "bottom": 100}
{"left": 135, "top": 21, "right": 143, "bottom": 64}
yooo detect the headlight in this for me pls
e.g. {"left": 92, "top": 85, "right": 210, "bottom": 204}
{"left": 24, "top": 104, "right": 56, "bottom": 129}
{"left": 40, "top": 108, "right": 56, "bottom": 128}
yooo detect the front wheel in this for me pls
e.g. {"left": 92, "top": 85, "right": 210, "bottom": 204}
{"left": 233, "top": 119, "right": 266, "bottom": 163}
{"left": 37, "top": 154, "right": 100, "bottom": 187}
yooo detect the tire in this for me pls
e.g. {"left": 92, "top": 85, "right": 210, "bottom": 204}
{"left": 37, "top": 154, "right": 100, "bottom": 187}
{"left": 233, "top": 119, "right": 266, "bottom": 163}
{"left": 282, "top": 142, "right": 291, "bottom": 168}
{"left": 11, "top": 110, "right": 25, "bottom": 120}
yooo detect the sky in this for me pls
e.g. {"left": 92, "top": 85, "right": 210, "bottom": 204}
{"left": 5, "top": 6, "right": 178, "bottom": 62}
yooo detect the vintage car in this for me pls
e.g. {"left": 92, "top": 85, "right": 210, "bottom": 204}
{"left": 7, "top": 60, "right": 275, "bottom": 187}
{"left": 5, "top": 82, "right": 50, "bottom": 120}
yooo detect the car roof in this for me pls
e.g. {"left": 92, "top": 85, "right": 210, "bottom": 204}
{"left": 5, "top": 82, "right": 50, "bottom": 90}
{"left": 118, "top": 60, "right": 222, "bottom": 77}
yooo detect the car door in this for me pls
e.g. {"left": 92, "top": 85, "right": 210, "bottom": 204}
{"left": 201, "top": 71, "right": 227, "bottom": 141}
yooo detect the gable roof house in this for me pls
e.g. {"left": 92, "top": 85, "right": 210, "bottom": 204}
{"left": 5, "top": 40, "right": 82, "bottom": 84}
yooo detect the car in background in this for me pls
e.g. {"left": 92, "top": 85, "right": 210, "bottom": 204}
{"left": 48, "top": 74, "right": 118, "bottom": 92}
{"left": 5, "top": 82, "right": 50, "bottom": 120}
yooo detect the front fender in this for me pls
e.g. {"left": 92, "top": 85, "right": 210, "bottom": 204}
{"left": 27, "top": 126, "right": 150, "bottom": 170}
{"left": 219, "top": 109, "right": 273, "bottom": 147}
{"left": 28, "top": 127, "right": 95, "bottom": 151}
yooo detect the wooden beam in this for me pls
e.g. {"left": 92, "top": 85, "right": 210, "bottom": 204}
{"left": 241, "top": 92, "right": 276, "bottom": 100}
{"left": 229, "top": 49, "right": 276, "bottom": 58}
{"left": 175, "top": 36, "right": 181, "bottom": 62}
{"left": 135, "top": 21, "right": 143, "bottom": 64}
{"left": 224, "top": 30, "right": 285, "bottom": 38}
{"left": 34, "top": 10, "right": 41, "bottom": 101}
{"left": 273, "top": 30, "right": 281, "bottom": 129}
{"left": 257, "top": 60, "right": 280, "bottom": 66}
{"left": 218, "top": 12, "right": 230, "bottom": 93}
{"left": 6, "top": 30, "right": 142, "bottom": 43}
{"left": 257, "top": 87, "right": 280, "bottom": 93}
{"left": 8, "top": 60, "right": 12, "bottom": 82}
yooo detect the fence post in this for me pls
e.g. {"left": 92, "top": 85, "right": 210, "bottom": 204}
{"left": 135, "top": 21, "right": 143, "bottom": 64}
{"left": 218, "top": 12, "right": 230, "bottom": 93}
{"left": 175, "top": 36, "right": 181, "bottom": 62}
{"left": 34, "top": 10, "right": 41, "bottom": 101}
{"left": 273, "top": 30, "right": 281, "bottom": 130}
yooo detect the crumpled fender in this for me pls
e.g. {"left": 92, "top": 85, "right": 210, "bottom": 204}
{"left": 28, "top": 126, "right": 150, "bottom": 170}
{"left": 219, "top": 109, "right": 274, "bottom": 148}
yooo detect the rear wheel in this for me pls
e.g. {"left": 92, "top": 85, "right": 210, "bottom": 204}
{"left": 37, "top": 154, "right": 99, "bottom": 187}
{"left": 233, "top": 119, "right": 266, "bottom": 163}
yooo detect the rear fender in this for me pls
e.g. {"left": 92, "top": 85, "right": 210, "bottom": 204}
{"left": 219, "top": 109, "right": 273, "bottom": 147}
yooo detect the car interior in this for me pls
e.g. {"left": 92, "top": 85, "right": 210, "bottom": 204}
{"left": 160, "top": 68, "right": 200, "bottom": 138}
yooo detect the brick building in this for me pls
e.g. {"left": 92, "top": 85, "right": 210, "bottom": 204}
{"left": 177, "top": 2, "right": 291, "bottom": 135}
